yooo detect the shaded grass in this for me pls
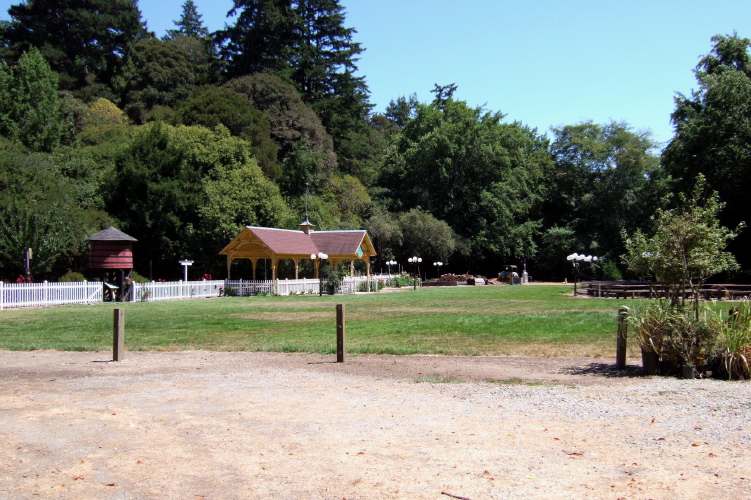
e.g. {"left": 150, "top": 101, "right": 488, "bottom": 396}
{"left": 0, "top": 285, "right": 642, "bottom": 357}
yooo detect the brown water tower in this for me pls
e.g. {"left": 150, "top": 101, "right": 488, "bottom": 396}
{"left": 87, "top": 226, "right": 137, "bottom": 301}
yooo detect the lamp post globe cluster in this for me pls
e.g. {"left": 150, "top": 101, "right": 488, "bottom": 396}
{"left": 407, "top": 256, "right": 422, "bottom": 277}
{"left": 386, "top": 259, "right": 397, "bottom": 275}
{"left": 566, "top": 253, "right": 598, "bottom": 295}
{"left": 433, "top": 261, "right": 444, "bottom": 278}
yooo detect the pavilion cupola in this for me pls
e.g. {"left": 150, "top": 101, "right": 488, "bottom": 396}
{"left": 298, "top": 217, "right": 315, "bottom": 235}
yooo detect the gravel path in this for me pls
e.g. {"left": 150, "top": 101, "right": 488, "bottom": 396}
{"left": 1, "top": 350, "right": 750, "bottom": 499}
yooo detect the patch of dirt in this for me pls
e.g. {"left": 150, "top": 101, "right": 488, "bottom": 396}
{"left": 1, "top": 350, "right": 749, "bottom": 499}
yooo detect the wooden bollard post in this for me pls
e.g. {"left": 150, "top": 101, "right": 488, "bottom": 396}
{"left": 113, "top": 308, "right": 125, "bottom": 362}
{"left": 616, "top": 306, "right": 628, "bottom": 369}
{"left": 336, "top": 304, "right": 345, "bottom": 363}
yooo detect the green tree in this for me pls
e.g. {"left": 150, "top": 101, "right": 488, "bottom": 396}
{"left": 197, "top": 160, "right": 290, "bottom": 274}
{"left": 105, "top": 122, "right": 286, "bottom": 277}
{"left": 1, "top": 0, "right": 148, "bottom": 93}
{"left": 382, "top": 93, "right": 551, "bottom": 271}
{"left": 280, "top": 139, "right": 323, "bottom": 196}
{"left": 397, "top": 208, "right": 455, "bottom": 265}
{"left": 384, "top": 94, "right": 419, "bottom": 127}
{"left": 219, "top": 0, "right": 296, "bottom": 78}
{"left": 219, "top": 0, "right": 370, "bottom": 144}
{"left": 121, "top": 38, "right": 203, "bottom": 123}
{"left": 545, "top": 121, "right": 665, "bottom": 266}
{"left": 164, "top": 0, "right": 210, "bottom": 40}
{"left": 363, "top": 208, "right": 402, "bottom": 265}
{"left": 172, "top": 86, "right": 280, "bottom": 180}
{"left": 224, "top": 73, "right": 337, "bottom": 170}
{"left": 662, "top": 33, "right": 751, "bottom": 272}
{"left": 163, "top": 1, "right": 218, "bottom": 83}
{"left": 0, "top": 48, "right": 70, "bottom": 152}
{"left": 334, "top": 116, "right": 393, "bottom": 187}
{"left": 0, "top": 139, "right": 111, "bottom": 279}
{"left": 622, "top": 175, "right": 743, "bottom": 313}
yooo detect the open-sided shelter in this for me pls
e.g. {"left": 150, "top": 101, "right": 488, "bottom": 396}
{"left": 219, "top": 219, "right": 376, "bottom": 280}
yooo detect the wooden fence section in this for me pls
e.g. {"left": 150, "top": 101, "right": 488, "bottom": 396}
{"left": 0, "top": 276, "right": 379, "bottom": 309}
{"left": 583, "top": 281, "right": 751, "bottom": 301}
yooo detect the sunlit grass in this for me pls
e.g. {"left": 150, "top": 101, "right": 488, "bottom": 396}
{"left": 0, "top": 284, "right": 639, "bottom": 357}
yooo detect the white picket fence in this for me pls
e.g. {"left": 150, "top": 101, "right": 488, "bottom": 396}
{"left": 224, "top": 276, "right": 377, "bottom": 297}
{"left": 0, "top": 281, "right": 103, "bottom": 309}
{"left": 132, "top": 280, "right": 226, "bottom": 302}
{"left": 0, "top": 276, "right": 380, "bottom": 309}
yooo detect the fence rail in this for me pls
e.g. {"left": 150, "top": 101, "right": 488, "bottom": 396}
{"left": 0, "top": 276, "right": 381, "bottom": 309}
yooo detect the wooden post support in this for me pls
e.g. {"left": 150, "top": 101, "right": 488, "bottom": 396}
{"left": 616, "top": 306, "right": 628, "bottom": 369}
{"left": 113, "top": 308, "right": 125, "bottom": 362}
{"left": 336, "top": 304, "right": 345, "bottom": 363}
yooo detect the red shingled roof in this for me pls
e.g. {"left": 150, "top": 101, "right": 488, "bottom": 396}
{"left": 220, "top": 226, "right": 375, "bottom": 259}
{"left": 248, "top": 227, "right": 319, "bottom": 255}
{"left": 310, "top": 231, "right": 366, "bottom": 256}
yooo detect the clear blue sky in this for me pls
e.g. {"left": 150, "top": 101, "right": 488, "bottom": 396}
{"left": 2, "top": 0, "right": 750, "bottom": 147}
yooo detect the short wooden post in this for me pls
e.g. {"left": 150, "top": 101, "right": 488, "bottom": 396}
{"left": 113, "top": 308, "right": 125, "bottom": 361}
{"left": 336, "top": 304, "right": 345, "bottom": 363}
{"left": 616, "top": 306, "right": 628, "bottom": 369}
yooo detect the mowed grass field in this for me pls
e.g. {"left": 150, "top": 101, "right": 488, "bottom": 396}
{"left": 0, "top": 285, "right": 636, "bottom": 357}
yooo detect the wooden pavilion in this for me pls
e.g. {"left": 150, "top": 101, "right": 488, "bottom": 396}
{"left": 219, "top": 219, "right": 376, "bottom": 280}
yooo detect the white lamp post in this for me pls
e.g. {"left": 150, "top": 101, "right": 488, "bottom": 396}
{"left": 179, "top": 260, "right": 193, "bottom": 281}
{"left": 408, "top": 256, "right": 422, "bottom": 288}
{"left": 566, "top": 253, "right": 598, "bottom": 295}
{"left": 386, "top": 259, "right": 397, "bottom": 275}
{"left": 311, "top": 252, "right": 328, "bottom": 296}
{"left": 433, "top": 261, "right": 444, "bottom": 278}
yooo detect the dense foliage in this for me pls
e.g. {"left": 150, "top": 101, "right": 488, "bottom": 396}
{"left": 0, "top": 1, "right": 749, "bottom": 284}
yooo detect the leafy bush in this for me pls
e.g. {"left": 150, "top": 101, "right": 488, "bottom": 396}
{"left": 325, "top": 268, "right": 348, "bottom": 295}
{"left": 601, "top": 260, "right": 623, "bottom": 281}
{"left": 130, "top": 271, "right": 150, "bottom": 283}
{"left": 389, "top": 274, "right": 414, "bottom": 288}
{"left": 59, "top": 271, "right": 86, "bottom": 282}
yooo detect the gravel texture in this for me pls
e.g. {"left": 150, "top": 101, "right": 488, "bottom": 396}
{"left": 1, "top": 350, "right": 750, "bottom": 499}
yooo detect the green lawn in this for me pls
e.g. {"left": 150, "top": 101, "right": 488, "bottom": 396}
{"left": 0, "top": 285, "right": 637, "bottom": 357}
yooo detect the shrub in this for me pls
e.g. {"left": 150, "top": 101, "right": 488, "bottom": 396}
{"left": 59, "top": 271, "right": 86, "bottom": 282}
{"left": 717, "top": 301, "right": 751, "bottom": 380}
{"left": 130, "top": 271, "right": 150, "bottom": 283}
{"left": 601, "top": 260, "right": 623, "bottom": 281}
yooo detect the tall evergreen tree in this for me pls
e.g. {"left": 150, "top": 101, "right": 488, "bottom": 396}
{"left": 164, "top": 0, "right": 210, "bottom": 40}
{"left": 1, "top": 0, "right": 148, "bottom": 93}
{"left": 219, "top": 0, "right": 370, "bottom": 145}
{"left": 219, "top": 0, "right": 296, "bottom": 78}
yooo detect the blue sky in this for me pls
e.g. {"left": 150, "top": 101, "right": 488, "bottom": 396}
{"left": 2, "top": 0, "right": 750, "bottom": 147}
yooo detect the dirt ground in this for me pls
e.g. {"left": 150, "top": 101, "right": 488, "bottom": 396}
{"left": 1, "top": 349, "right": 750, "bottom": 499}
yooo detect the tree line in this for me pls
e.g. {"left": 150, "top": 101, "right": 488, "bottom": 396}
{"left": 0, "top": 0, "right": 748, "bottom": 282}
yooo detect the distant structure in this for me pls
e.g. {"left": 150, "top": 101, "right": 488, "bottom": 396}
{"left": 220, "top": 218, "right": 376, "bottom": 280}
{"left": 87, "top": 226, "right": 137, "bottom": 301}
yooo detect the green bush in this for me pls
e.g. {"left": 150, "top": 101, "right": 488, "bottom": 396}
{"left": 389, "top": 275, "right": 414, "bottom": 288}
{"left": 59, "top": 271, "right": 86, "bottom": 282}
{"left": 130, "top": 271, "right": 150, "bottom": 283}
{"left": 601, "top": 260, "right": 623, "bottom": 281}
{"left": 630, "top": 298, "right": 751, "bottom": 379}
